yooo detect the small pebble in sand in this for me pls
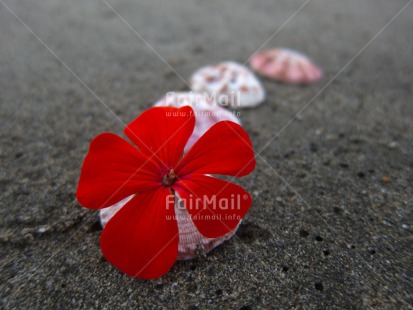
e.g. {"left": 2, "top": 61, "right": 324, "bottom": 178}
{"left": 381, "top": 176, "right": 391, "bottom": 184}
{"left": 387, "top": 141, "right": 398, "bottom": 149}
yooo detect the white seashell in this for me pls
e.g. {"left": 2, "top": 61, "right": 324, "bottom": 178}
{"left": 154, "top": 92, "right": 241, "bottom": 152}
{"left": 250, "top": 48, "right": 322, "bottom": 85}
{"left": 99, "top": 195, "right": 133, "bottom": 227}
{"left": 174, "top": 195, "right": 239, "bottom": 260}
{"left": 99, "top": 194, "right": 238, "bottom": 260}
{"left": 190, "top": 61, "right": 265, "bottom": 109}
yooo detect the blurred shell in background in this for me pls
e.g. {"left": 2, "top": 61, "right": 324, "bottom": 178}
{"left": 250, "top": 48, "right": 322, "bottom": 85}
{"left": 190, "top": 61, "right": 265, "bottom": 109}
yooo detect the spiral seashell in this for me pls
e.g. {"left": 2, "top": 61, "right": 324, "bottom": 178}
{"left": 99, "top": 194, "right": 238, "bottom": 260}
{"left": 190, "top": 61, "right": 265, "bottom": 109}
{"left": 154, "top": 91, "right": 241, "bottom": 152}
{"left": 250, "top": 48, "right": 322, "bottom": 85}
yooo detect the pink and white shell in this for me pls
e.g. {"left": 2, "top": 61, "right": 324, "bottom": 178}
{"left": 154, "top": 92, "right": 241, "bottom": 153}
{"left": 190, "top": 61, "right": 265, "bottom": 109}
{"left": 250, "top": 48, "right": 322, "bottom": 85}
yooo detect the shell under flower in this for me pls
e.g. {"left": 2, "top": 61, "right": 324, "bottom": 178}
{"left": 250, "top": 48, "right": 322, "bottom": 85}
{"left": 190, "top": 61, "right": 265, "bottom": 109}
{"left": 99, "top": 194, "right": 238, "bottom": 260}
{"left": 154, "top": 92, "right": 241, "bottom": 152}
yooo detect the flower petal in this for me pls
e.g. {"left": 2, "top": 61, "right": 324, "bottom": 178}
{"left": 175, "top": 121, "right": 255, "bottom": 177}
{"left": 100, "top": 187, "right": 178, "bottom": 279}
{"left": 77, "top": 133, "right": 161, "bottom": 210}
{"left": 173, "top": 175, "right": 252, "bottom": 238}
{"left": 153, "top": 92, "right": 242, "bottom": 153}
{"left": 124, "top": 106, "right": 195, "bottom": 170}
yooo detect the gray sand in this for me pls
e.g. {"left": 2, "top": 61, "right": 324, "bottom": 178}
{"left": 1, "top": 0, "right": 412, "bottom": 308}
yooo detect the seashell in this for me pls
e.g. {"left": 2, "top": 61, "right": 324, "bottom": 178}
{"left": 174, "top": 195, "right": 239, "bottom": 260}
{"left": 250, "top": 48, "right": 322, "bottom": 85}
{"left": 99, "top": 194, "right": 238, "bottom": 260}
{"left": 190, "top": 61, "right": 265, "bottom": 109}
{"left": 99, "top": 195, "right": 133, "bottom": 227}
{"left": 154, "top": 92, "right": 241, "bottom": 152}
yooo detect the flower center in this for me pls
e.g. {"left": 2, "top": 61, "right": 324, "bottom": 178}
{"left": 162, "top": 169, "right": 177, "bottom": 187}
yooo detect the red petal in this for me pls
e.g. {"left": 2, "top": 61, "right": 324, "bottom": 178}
{"left": 173, "top": 175, "right": 252, "bottom": 238}
{"left": 124, "top": 106, "right": 195, "bottom": 170}
{"left": 100, "top": 187, "right": 178, "bottom": 279}
{"left": 175, "top": 121, "right": 255, "bottom": 177}
{"left": 77, "top": 133, "right": 161, "bottom": 210}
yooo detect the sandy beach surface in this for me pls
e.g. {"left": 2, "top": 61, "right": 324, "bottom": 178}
{"left": 1, "top": 0, "right": 412, "bottom": 308}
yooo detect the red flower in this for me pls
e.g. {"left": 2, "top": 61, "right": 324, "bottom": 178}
{"left": 76, "top": 106, "right": 255, "bottom": 279}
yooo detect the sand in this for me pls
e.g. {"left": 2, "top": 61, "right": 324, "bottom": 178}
{"left": 1, "top": 0, "right": 412, "bottom": 308}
